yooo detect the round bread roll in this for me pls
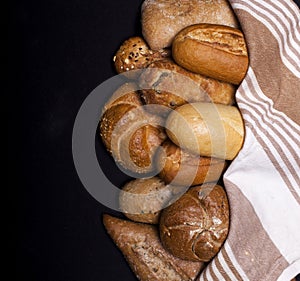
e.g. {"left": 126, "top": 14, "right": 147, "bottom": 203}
{"left": 165, "top": 102, "right": 244, "bottom": 160}
{"left": 119, "top": 177, "right": 184, "bottom": 224}
{"left": 99, "top": 83, "right": 167, "bottom": 174}
{"left": 138, "top": 59, "right": 236, "bottom": 115}
{"left": 141, "top": 0, "right": 239, "bottom": 50}
{"left": 157, "top": 140, "right": 227, "bottom": 186}
{"left": 172, "top": 24, "right": 249, "bottom": 85}
{"left": 113, "top": 36, "right": 170, "bottom": 79}
{"left": 159, "top": 184, "right": 229, "bottom": 262}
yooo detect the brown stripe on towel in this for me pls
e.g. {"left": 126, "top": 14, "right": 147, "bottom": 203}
{"left": 224, "top": 180, "right": 290, "bottom": 280}
{"left": 220, "top": 247, "right": 244, "bottom": 281}
{"left": 233, "top": 9, "right": 300, "bottom": 123}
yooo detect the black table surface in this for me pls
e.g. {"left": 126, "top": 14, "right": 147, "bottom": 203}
{"left": 14, "top": 0, "right": 300, "bottom": 280}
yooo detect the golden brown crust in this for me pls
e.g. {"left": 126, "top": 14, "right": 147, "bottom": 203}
{"left": 119, "top": 177, "right": 183, "bottom": 224}
{"left": 159, "top": 184, "right": 229, "bottom": 262}
{"left": 157, "top": 140, "right": 227, "bottom": 186}
{"left": 139, "top": 59, "right": 236, "bottom": 115}
{"left": 99, "top": 83, "right": 167, "bottom": 174}
{"left": 113, "top": 36, "right": 170, "bottom": 79}
{"left": 141, "top": 0, "right": 239, "bottom": 50}
{"left": 103, "top": 214, "right": 205, "bottom": 281}
{"left": 172, "top": 24, "right": 249, "bottom": 85}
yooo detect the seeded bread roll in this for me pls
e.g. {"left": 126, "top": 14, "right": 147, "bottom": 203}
{"left": 141, "top": 0, "right": 239, "bottom": 50}
{"left": 159, "top": 184, "right": 229, "bottom": 262}
{"left": 113, "top": 36, "right": 170, "bottom": 79}
{"left": 99, "top": 83, "right": 167, "bottom": 174}
{"left": 103, "top": 214, "right": 205, "bottom": 281}
{"left": 166, "top": 102, "right": 244, "bottom": 160}
{"left": 119, "top": 177, "right": 183, "bottom": 224}
{"left": 139, "top": 59, "right": 236, "bottom": 115}
{"left": 157, "top": 140, "right": 227, "bottom": 186}
{"left": 172, "top": 24, "right": 249, "bottom": 85}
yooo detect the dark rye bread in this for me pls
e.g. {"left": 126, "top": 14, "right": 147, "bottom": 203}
{"left": 159, "top": 184, "right": 229, "bottom": 262}
{"left": 103, "top": 214, "right": 205, "bottom": 281}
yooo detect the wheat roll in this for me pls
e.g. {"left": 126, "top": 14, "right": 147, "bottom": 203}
{"left": 165, "top": 103, "right": 244, "bottom": 160}
{"left": 119, "top": 177, "right": 182, "bottom": 224}
{"left": 141, "top": 0, "right": 239, "bottom": 50}
{"left": 172, "top": 24, "right": 249, "bottom": 85}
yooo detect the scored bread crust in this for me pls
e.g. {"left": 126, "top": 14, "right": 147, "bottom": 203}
{"left": 99, "top": 83, "right": 167, "bottom": 174}
{"left": 139, "top": 58, "right": 236, "bottom": 115}
{"left": 159, "top": 184, "right": 229, "bottom": 262}
{"left": 141, "top": 0, "right": 239, "bottom": 50}
{"left": 172, "top": 24, "right": 249, "bottom": 85}
{"left": 103, "top": 214, "right": 205, "bottom": 281}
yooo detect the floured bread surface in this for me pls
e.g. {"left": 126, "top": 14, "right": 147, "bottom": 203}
{"left": 141, "top": 0, "right": 238, "bottom": 50}
{"left": 103, "top": 214, "right": 205, "bottom": 281}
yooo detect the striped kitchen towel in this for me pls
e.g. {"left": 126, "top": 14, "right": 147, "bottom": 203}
{"left": 198, "top": 0, "right": 300, "bottom": 280}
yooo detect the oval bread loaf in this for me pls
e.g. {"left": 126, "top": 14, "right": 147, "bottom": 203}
{"left": 141, "top": 0, "right": 239, "bottom": 50}
{"left": 172, "top": 24, "right": 249, "bottom": 85}
{"left": 165, "top": 102, "right": 244, "bottom": 160}
{"left": 138, "top": 59, "right": 236, "bottom": 116}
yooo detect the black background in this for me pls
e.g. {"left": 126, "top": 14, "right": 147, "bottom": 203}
{"left": 14, "top": 0, "right": 300, "bottom": 280}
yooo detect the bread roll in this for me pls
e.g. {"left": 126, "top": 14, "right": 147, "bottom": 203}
{"left": 157, "top": 140, "right": 227, "bottom": 186}
{"left": 113, "top": 36, "right": 170, "bottom": 79}
{"left": 119, "top": 177, "right": 183, "bottom": 224}
{"left": 172, "top": 24, "right": 249, "bottom": 85}
{"left": 99, "top": 83, "right": 167, "bottom": 174}
{"left": 103, "top": 214, "right": 205, "bottom": 281}
{"left": 159, "top": 184, "right": 229, "bottom": 262}
{"left": 139, "top": 59, "right": 236, "bottom": 115}
{"left": 165, "top": 102, "right": 244, "bottom": 160}
{"left": 141, "top": 0, "right": 239, "bottom": 50}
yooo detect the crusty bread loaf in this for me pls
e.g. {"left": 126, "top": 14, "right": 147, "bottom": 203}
{"left": 159, "top": 184, "right": 229, "bottom": 262}
{"left": 113, "top": 36, "right": 170, "bottom": 79}
{"left": 165, "top": 102, "right": 244, "bottom": 160}
{"left": 157, "top": 140, "right": 227, "bottom": 186}
{"left": 99, "top": 83, "right": 167, "bottom": 174}
{"left": 141, "top": 0, "right": 239, "bottom": 50}
{"left": 103, "top": 214, "right": 205, "bottom": 281}
{"left": 172, "top": 24, "right": 249, "bottom": 85}
{"left": 119, "top": 177, "right": 183, "bottom": 224}
{"left": 138, "top": 59, "right": 236, "bottom": 115}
